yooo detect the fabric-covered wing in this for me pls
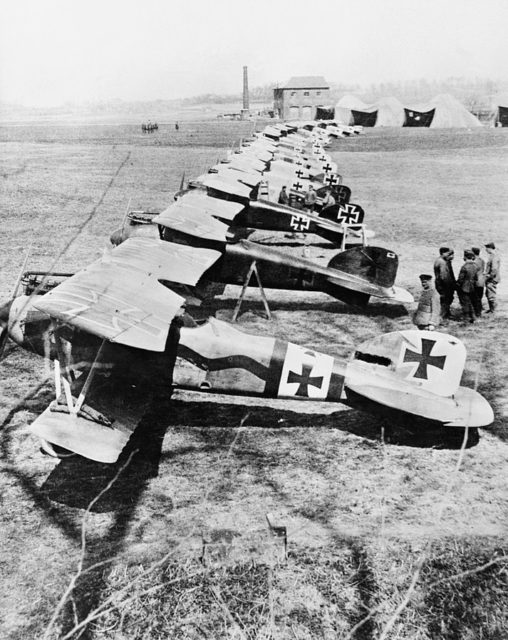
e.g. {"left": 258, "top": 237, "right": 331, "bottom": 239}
{"left": 155, "top": 201, "right": 231, "bottom": 242}
{"left": 109, "top": 237, "right": 221, "bottom": 284}
{"left": 212, "top": 167, "right": 261, "bottom": 187}
{"left": 176, "top": 191, "right": 244, "bottom": 221}
{"left": 196, "top": 175, "right": 253, "bottom": 199}
{"left": 29, "top": 345, "right": 159, "bottom": 463}
{"left": 34, "top": 238, "right": 221, "bottom": 351}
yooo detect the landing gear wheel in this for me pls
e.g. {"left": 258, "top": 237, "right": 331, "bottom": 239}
{"left": 40, "top": 439, "right": 76, "bottom": 459}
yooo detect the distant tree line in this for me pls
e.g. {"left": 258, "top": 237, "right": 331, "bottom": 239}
{"left": 2, "top": 76, "right": 505, "bottom": 117}
{"left": 176, "top": 77, "right": 507, "bottom": 110}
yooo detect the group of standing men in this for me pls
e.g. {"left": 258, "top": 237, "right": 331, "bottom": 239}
{"left": 413, "top": 242, "right": 501, "bottom": 330}
{"left": 278, "top": 185, "right": 335, "bottom": 213}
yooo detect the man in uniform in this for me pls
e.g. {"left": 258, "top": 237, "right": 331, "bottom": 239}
{"left": 457, "top": 249, "right": 478, "bottom": 324}
{"left": 471, "top": 246, "right": 485, "bottom": 316}
{"left": 484, "top": 242, "right": 501, "bottom": 314}
{"left": 321, "top": 189, "right": 336, "bottom": 211}
{"left": 278, "top": 185, "right": 289, "bottom": 205}
{"left": 303, "top": 185, "right": 317, "bottom": 212}
{"left": 413, "top": 274, "right": 440, "bottom": 330}
{"left": 433, "top": 246, "right": 456, "bottom": 323}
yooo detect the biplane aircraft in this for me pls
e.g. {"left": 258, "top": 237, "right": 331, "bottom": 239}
{"left": 111, "top": 186, "right": 411, "bottom": 307}
{"left": 109, "top": 123, "right": 405, "bottom": 306}
{"left": 172, "top": 172, "right": 364, "bottom": 247}
{"left": 0, "top": 237, "right": 494, "bottom": 464}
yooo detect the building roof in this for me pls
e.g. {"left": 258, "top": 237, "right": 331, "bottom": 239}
{"left": 282, "top": 76, "right": 329, "bottom": 90}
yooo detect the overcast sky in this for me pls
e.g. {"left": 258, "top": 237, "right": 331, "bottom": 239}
{"left": 1, "top": 0, "right": 507, "bottom": 107}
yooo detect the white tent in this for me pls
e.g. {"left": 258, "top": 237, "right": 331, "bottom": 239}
{"left": 404, "top": 94, "right": 482, "bottom": 128}
{"left": 335, "top": 95, "right": 368, "bottom": 125}
{"left": 335, "top": 93, "right": 482, "bottom": 128}
{"left": 334, "top": 95, "right": 405, "bottom": 127}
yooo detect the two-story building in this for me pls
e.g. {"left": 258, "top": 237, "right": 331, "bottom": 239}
{"left": 273, "top": 76, "right": 330, "bottom": 121}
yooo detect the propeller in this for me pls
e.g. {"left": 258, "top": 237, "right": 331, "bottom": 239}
{"left": 0, "top": 243, "right": 33, "bottom": 359}
{"left": 179, "top": 171, "right": 186, "bottom": 192}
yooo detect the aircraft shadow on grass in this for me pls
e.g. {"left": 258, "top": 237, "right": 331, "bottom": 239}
{"left": 41, "top": 396, "right": 480, "bottom": 515}
{"left": 192, "top": 296, "right": 410, "bottom": 320}
{"left": 0, "top": 369, "right": 484, "bottom": 638}
{"left": 159, "top": 397, "right": 480, "bottom": 450}
{"left": 0, "top": 387, "right": 174, "bottom": 637}
{"left": 1, "top": 370, "right": 483, "bottom": 517}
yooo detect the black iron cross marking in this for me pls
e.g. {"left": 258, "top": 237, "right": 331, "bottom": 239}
{"left": 402, "top": 338, "right": 446, "bottom": 380}
{"left": 337, "top": 205, "right": 358, "bottom": 223}
{"left": 287, "top": 352, "right": 323, "bottom": 397}
{"left": 323, "top": 163, "right": 332, "bottom": 173}
{"left": 295, "top": 169, "right": 304, "bottom": 178}
{"left": 325, "top": 174, "right": 338, "bottom": 185}
{"left": 293, "top": 181, "right": 303, "bottom": 191}
{"left": 290, "top": 215, "right": 309, "bottom": 231}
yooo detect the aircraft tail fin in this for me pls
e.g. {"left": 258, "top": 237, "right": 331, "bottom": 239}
{"left": 343, "top": 330, "right": 493, "bottom": 427}
{"left": 328, "top": 246, "right": 399, "bottom": 288}
{"left": 350, "top": 330, "right": 466, "bottom": 397}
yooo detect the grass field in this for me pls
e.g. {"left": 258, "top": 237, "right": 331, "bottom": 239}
{"left": 0, "top": 121, "right": 507, "bottom": 639}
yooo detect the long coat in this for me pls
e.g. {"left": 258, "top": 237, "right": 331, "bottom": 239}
{"left": 473, "top": 256, "right": 486, "bottom": 287}
{"left": 413, "top": 288, "right": 441, "bottom": 326}
{"left": 433, "top": 256, "right": 455, "bottom": 293}
{"left": 457, "top": 261, "right": 478, "bottom": 293}
{"left": 485, "top": 253, "right": 501, "bottom": 284}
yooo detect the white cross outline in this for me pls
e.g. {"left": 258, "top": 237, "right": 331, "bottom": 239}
{"left": 290, "top": 214, "right": 310, "bottom": 231}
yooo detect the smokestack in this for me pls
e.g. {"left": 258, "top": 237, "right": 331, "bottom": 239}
{"left": 242, "top": 66, "right": 249, "bottom": 111}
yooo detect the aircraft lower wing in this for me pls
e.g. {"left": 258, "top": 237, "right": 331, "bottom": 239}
{"left": 29, "top": 350, "right": 156, "bottom": 463}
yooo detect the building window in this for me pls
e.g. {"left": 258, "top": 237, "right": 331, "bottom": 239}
{"left": 291, "top": 91, "right": 296, "bottom": 96}
{"left": 316, "top": 91, "right": 321, "bottom": 96}
{"left": 303, "top": 91, "right": 309, "bottom": 96}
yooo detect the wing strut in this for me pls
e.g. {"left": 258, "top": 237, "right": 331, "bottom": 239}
{"left": 231, "top": 261, "right": 272, "bottom": 322}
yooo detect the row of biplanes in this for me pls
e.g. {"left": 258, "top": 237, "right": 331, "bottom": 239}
{"left": 0, "top": 120, "right": 494, "bottom": 463}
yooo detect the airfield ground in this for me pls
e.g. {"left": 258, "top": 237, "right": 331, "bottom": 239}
{"left": 0, "top": 121, "right": 507, "bottom": 639}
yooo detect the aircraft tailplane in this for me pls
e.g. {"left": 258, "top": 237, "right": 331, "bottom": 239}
{"left": 343, "top": 330, "right": 494, "bottom": 428}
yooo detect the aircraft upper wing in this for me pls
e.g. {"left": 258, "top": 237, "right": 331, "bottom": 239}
{"left": 175, "top": 190, "right": 244, "bottom": 221}
{"left": 196, "top": 174, "right": 253, "bottom": 199}
{"left": 233, "top": 147, "right": 273, "bottom": 163}
{"left": 155, "top": 200, "right": 232, "bottom": 242}
{"left": 34, "top": 237, "right": 222, "bottom": 351}
{"left": 212, "top": 167, "right": 261, "bottom": 188}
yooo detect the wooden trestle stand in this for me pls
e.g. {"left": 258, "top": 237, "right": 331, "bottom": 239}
{"left": 231, "top": 260, "right": 272, "bottom": 322}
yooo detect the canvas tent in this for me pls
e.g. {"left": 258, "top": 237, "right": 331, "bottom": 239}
{"left": 403, "top": 94, "right": 482, "bottom": 128}
{"left": 335, "top": 93, "right": 482, "bottom": 128}
{"left": 491, "top": 93, "right": 508, "bottom": 126}
{"left": 335, "top": 96, "right": 406, "bottom": 127}
{"left": 335, "top": 95, "right": 368, "bottom": 125}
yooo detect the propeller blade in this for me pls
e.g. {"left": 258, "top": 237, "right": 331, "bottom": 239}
{"left": 179, "top": 171, "right": 186, "bottom": 191}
